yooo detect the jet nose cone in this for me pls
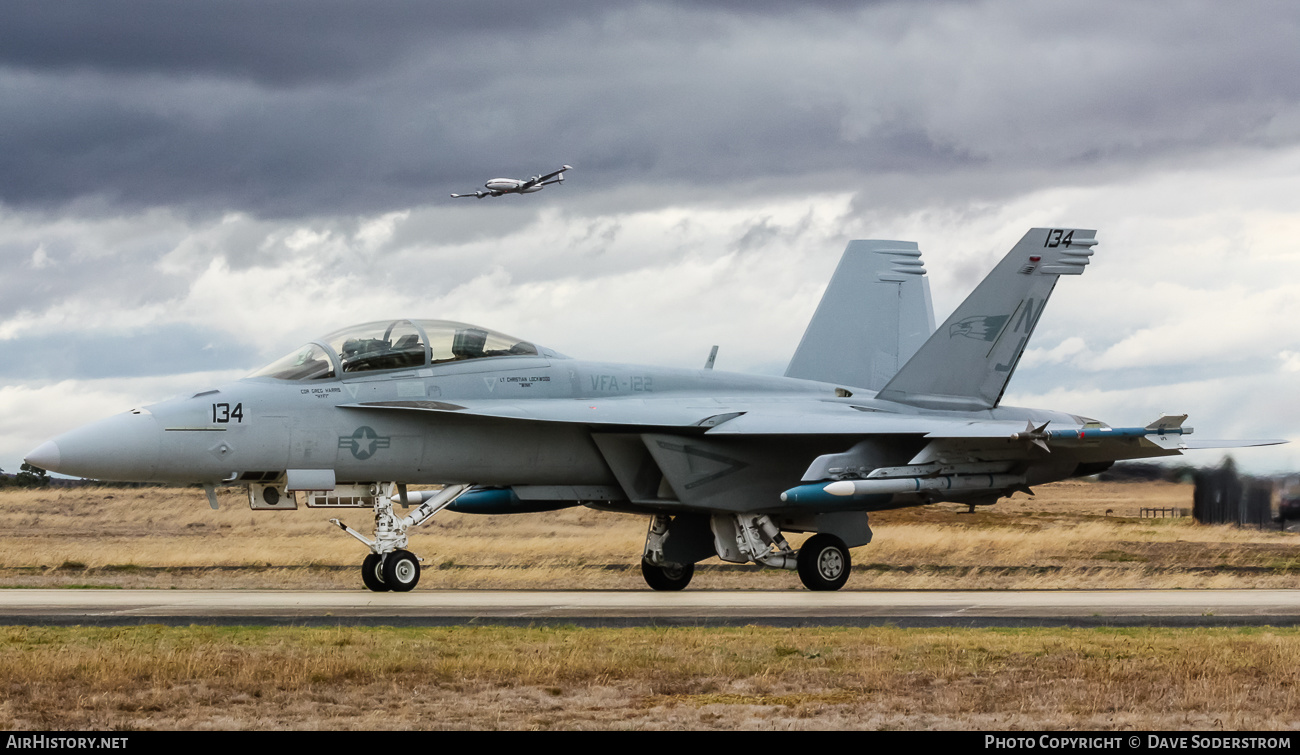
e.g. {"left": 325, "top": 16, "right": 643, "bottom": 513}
{"left": 24, "top": 441, "right": 61, "bottom": 473}
{"left": 35, "top": 410, "right": 161, "bottom": 481}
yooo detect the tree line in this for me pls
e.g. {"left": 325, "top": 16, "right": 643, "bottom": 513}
{"left": 0, "top": 463, "right": 50, "bottom": 488}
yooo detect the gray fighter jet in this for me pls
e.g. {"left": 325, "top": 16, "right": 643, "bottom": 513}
{"left": 451, "top": 165, "right": 571, "bottom": 198}
{"left": 24, "top": 228, "right": 1285, "bottom": 592}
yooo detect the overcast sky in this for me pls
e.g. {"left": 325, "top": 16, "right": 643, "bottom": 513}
{"left": 3, "top": 0, "right": 1299, "bottom": 475}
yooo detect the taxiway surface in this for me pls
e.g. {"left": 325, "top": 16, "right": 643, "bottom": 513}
{"left": 2, "top": 589, "right": 1300, "bottom": 627}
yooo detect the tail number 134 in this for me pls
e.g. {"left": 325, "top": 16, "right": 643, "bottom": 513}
{"left": 1044, "top": 229, "right": 1075, "bottom": 247}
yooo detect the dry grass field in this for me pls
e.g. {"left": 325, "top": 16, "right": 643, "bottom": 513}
{"left": 0, "top": 479, "right": 1296, "bottom": 590}
{"left": 2, "top": 625, "right": 1299, "bottom": 730}
{"left": 4, "top": 479, "right": 1300, "bottom": 730}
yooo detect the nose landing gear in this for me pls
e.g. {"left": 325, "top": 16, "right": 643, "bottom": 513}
{"left": 331, "top": 483, "right": 470, "bottom": 592}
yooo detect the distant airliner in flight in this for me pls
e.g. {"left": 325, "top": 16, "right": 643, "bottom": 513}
{"left": 451, "top": 165, "right": 572, "bottom": 198}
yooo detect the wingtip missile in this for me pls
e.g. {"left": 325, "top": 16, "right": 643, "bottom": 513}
{"left": 1010, "top": 420, "right": 1052, "bottom": 452}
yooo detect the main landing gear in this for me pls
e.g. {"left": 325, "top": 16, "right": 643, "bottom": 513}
{"left": 639, "top": 513, "right": 856, "bottom": 592}
{"left": 795, "top": 533, "right": 851, "bottom": 591}
{"left": 640, "top": 557, "right": 694, "bottom": 591}
{"left": 332, "top": 483, "right": 470, "bottom": 593}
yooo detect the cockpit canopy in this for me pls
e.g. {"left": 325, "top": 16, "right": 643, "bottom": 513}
{"left": 249, "top": 319, "right": 561, "bottom": 381}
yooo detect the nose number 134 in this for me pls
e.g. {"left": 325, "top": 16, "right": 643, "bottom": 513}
{"left": 211, "top": 403, "right": 244, "bottom": 424}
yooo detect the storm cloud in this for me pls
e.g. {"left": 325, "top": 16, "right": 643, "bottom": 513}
{"left": 2, "top": 1, "right": 1300, "bottom": 216}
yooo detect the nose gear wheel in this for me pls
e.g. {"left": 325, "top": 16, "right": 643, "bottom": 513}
{"left": 361, "top": 553, "right": 388, "bottom": 592}
{"left": 383, "top": 549, "right": 421, "bottom": 592}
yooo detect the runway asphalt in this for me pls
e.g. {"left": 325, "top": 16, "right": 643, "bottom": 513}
{"left": 3, "top": 588, "right": 1300, "bottom": 627}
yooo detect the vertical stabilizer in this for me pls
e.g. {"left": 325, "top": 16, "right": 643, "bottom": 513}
{"left": 785, "top": 240, "right": 936, "bottom": 390}
{"left": 874, "top": 228, "right": 1097, "bottom": 411}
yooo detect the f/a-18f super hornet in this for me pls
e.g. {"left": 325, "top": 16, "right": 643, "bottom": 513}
{"left": 25, "top": 228, "right": 1284, "bottom": 593}
{"left": 450, "top": 165, "right": 572, "bottom": 198}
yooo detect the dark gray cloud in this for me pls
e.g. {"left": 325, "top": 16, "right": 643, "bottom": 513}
{"left": 0, "top": 0, "right": 1294, "bottom": 218}
{"left": 2, "top": 1, "right": 1299, "bottom": 218}
{"left": 0, "top": 2, "right": 892, "bottom": 85}
{"left": 0, "top": 1, "right": 601, "bottom": 85}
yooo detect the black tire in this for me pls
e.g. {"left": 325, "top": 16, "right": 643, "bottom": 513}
{"left": 797, "top": 534, "right": 851, "bottom": 591}
{"left": 641, "top": 557, "right": 694, "bottom": 591}
{"left": 382, "top": 549, "right": 421, "bottom": 592}
{"left": 361, "top": 553, "right": 389, "bottom": 592}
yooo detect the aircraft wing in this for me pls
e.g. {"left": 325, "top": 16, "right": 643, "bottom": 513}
{"left": 342, "top": 398, "right": 1036, "bottom": 439}
{"left": 700, "top": 410, "right": 1014, "bottom": 437}
{"left": 519, "top": 165, "right": 571, "bottom": 189}
{"left": 535, "top": 165, "right": 571, "bottom": 183}
{"left": 340, "top": 398, "right": 1286, "bottom": 453}
{"left": 339, "top": 398, "right": 745, "bottom": 428}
